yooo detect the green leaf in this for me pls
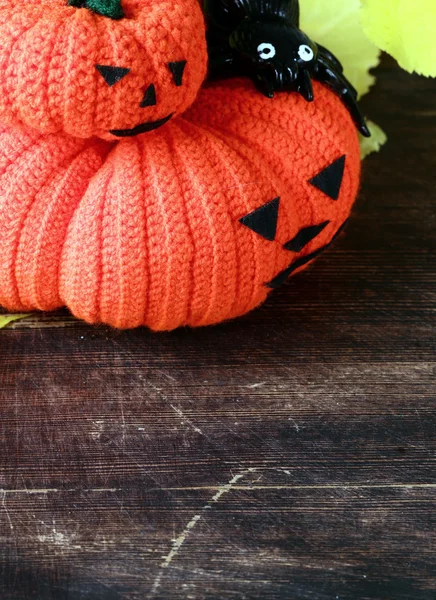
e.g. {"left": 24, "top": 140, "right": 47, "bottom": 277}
{"left": 360, "top": 0, "right": 436, "bottom": 77}
{"left": 300, "top": 0, "right": 381, "bottom": 97}
{"left": 68, "top": 0, "right": 124, "bottom": 20}
{"left": 359, "top": 120, "right": 387, "bottom": 159}
{"left": 0, "top": 314, "right": 31, "bottom": 329}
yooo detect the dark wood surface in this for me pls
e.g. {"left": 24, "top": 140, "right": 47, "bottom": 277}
{"left": 1, "top": 57, "right": 435, "bottom": 600}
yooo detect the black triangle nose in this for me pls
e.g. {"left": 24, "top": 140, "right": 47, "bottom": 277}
{"left": 140, "top": 84, "right": 157, "bottom": 108}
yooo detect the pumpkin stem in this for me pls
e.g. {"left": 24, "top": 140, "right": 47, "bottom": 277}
{"left": 68, "top": 0, "right": 125, "bottom": 20}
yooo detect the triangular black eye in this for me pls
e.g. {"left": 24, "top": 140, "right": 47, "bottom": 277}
{"left": 309, "top": 155, "right": 346, "bottom": 200}
{"left": 239, "top": 197, "right": 280, "bottom": 241}
{"left": 96, "top": 65, "right": 130, "bottom": 87}
{"left": 284, "top": 221, "right": 330, "bottom": 252}
{"left": 140, "top": 84, "right": 157, "bottom": 107}
{"left": 168, "top": 61, "right": 187, "bottom": 86}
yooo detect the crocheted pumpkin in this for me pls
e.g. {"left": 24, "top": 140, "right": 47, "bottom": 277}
{"left": 0, "top": 79, "right": 360, "bottom": 330}
{"left": 0, "top": 0, "right": 207, "bottom": 139}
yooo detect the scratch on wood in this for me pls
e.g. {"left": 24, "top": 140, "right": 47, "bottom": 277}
{"left": 156, "top": 370, "right": 177, "bottom": 382}
{"left": 288, "top": 417, "right": 301, "bottom": 432}
{"left": 243, "top": 382, "right": 267, "bottom": 389}
{"left": 36, "top": 527, "right": 82, "bottom": 550}
{"left": 149, "top": 467, "right": 293, "bottom": 596}
{"left": 170, "top": 404, "right": 208, "bottom": 438}
{"left": 1, "top": 491, "right": 14, "bottom": 531}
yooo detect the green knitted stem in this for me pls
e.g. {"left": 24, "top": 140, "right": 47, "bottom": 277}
{"left": 68, "top": 0, "right": 124, "bottom": 20}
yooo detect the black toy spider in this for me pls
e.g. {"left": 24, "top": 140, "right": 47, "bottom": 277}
{"left": 204, "top": 0, "right": 371, "bottom": 137}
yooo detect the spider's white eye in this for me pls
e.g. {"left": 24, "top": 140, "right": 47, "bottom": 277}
{"left": 298, "top": 44, "right": 314, "bottom": 62}
{"left": 257, "top": 43, "right": 276, "bottom": 60}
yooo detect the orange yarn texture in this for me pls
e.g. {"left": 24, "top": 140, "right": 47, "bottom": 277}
{"left": 0, "top": 79, "right": 360, "bottom": 330}
{"left": 0, "top": 0, "right": 207, "bottom": 138}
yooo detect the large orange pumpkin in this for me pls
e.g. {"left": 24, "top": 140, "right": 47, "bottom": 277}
{"left": 0, "top": 0, "right": 207, "bottom": 139}
{"left": 0, "top": 79, "right": 360, "bottom": 330}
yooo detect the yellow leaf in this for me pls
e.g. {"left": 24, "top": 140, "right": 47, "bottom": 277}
{"left": 0, "top": 314, "right": 31, "bottom": 329}
{"left": 360, "top": 0, "right": 436, "bottom": 77}
{"left": 359, "top": 121, "right": 388, "bottom": 159}
{"left": 301, "top": 0, "right": 381, "bottom": 97}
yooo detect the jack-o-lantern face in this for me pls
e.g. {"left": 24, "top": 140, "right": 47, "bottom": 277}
{"left": 95, "top": 59, "right": 187, "bottom": 137}
{"left": 238, "top": 155, "right": 349, "bottom": 288}
{"left": 0, "top": 0, "right": 207, "bottom": 139}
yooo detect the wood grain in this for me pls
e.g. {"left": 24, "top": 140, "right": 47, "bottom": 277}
{"left": 0, "top": 57, "right": 435, "bottom": 600}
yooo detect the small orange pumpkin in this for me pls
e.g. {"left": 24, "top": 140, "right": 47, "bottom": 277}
{"left": 0, "top": 80, "right": 360, "bottom": 330}
{"left": 0, "top": 0, "right": 207, "bottom": 139}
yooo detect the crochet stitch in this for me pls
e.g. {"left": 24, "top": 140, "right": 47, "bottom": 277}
{"left": 0, "top": 0, "right": 207, "bottom": 139}
{"left": 0, "top": 79, "right": 360, "bottom": 330}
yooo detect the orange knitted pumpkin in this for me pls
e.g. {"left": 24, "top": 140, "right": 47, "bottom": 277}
{"left": 0, "top": 79, "right": 360, "bottom": 330}
{"left": 0, "top": 0, "right": 207, "bottom": 139}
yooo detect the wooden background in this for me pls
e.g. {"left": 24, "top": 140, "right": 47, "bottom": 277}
{"left": 0, "top": 58, "right": 435, "bottom": 600}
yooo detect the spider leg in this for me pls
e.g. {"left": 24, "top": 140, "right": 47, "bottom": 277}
{"left": 314, "top": 55, "right": 371, "bottom": 137}
{"left": 254, "top": 71, "right": 276, "bottom": 99}
{"left": 252, "top": 63, "right": 279, "bottom": 99}
{"left": 317, "top": 47, "right": 358, "bottom": 98}
{"left": 316, "top": 44, "right": 344, "bottom": 74}
{"left": 297, "top": 69, "right": 314, "bottom": 102}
